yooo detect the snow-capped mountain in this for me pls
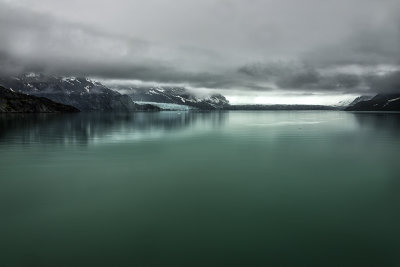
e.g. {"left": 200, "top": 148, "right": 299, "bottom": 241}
{"left": 346, "top": 94, "right": 400, "bottom": 111}
{"left": 0, "top": 74, "right": 142, "bottom": 111}
{"left": 120, "top": 86, "right": 230, "bottom": 110}
{"left": 348, "top": 96, "right": 374, "bottom": 107}
{"left": 335, "top": 96, "right": 373, "bottom": 108}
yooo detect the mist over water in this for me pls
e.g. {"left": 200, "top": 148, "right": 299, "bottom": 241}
{"left": 0, "top": 111, "right": 400, "bottom": 266}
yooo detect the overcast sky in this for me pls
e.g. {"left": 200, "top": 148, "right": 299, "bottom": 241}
{"left": 0, "top": 0, "right": 399, "bottom": 104}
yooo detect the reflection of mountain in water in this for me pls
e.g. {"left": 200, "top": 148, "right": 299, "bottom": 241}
{"left": 0, "top": 112, "right": 227, "bottom": 146}
{"left": 353, "top": 113, "right": 400, "bottom": 136}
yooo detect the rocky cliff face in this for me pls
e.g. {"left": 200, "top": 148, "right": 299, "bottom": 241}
{"left": 0, "top": 86, "right": 79, "bottom": 113}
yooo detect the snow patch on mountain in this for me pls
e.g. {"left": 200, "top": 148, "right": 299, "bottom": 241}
{"left": 388, "top": 97, "right": 400, "bottom": 103}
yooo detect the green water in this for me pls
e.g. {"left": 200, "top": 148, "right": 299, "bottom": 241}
{"left": 0, "top": 111, "right": 399, "bottom": 267}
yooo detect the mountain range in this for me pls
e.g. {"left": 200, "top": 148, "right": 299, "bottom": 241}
{"left": 1, "top": 73, "right": 399, "bottom": 112}
{"left": 0, "top": 74, "right": 229, "bottom": 112}
{"left": 110, "top": 85, "right": 230, "bottom": 110}
{"left": 0, "top": 74, "right": 143, "bottom": 112}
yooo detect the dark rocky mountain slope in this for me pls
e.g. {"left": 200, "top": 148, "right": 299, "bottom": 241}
{"left": 345, "top": 94, "right": 400, "bottom": 111}
{"left": 0, "top": 86, "right": 79, "bottom": 113}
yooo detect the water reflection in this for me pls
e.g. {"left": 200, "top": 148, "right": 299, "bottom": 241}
{"left": 0, "top": 112, "right": 227, "bottom": 146}
{"left": 2, "top": 111, "right": 400, "bottom": 147}
{"left": 353, "top": 113, "right": 400, "bottom": 135}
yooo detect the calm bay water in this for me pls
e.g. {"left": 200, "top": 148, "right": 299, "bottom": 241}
{"left": 0, "top": 111, "right": 400, "bottom": 266}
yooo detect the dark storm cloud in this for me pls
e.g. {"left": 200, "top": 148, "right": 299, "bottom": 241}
{"left": 236, "top": 61, "right": 400, "bottom": 94}
{"left": 365, "top": 71, "right": 400, "bottom": 93}
{"left": 237, "top": 62, "right": 362, "bottom": 91}
{"left": 277, "top": 72, "right": 363, "bottom": 91}
{"left": 303, "top": 23, "right": 400, "bottom": 67}
{"left": 1, "top": 0, "right": 400, "bottom": 94}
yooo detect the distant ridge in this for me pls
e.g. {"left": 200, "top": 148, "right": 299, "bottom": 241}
{"left": 227, "top": 104, "right": 338, "bottom": 110}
